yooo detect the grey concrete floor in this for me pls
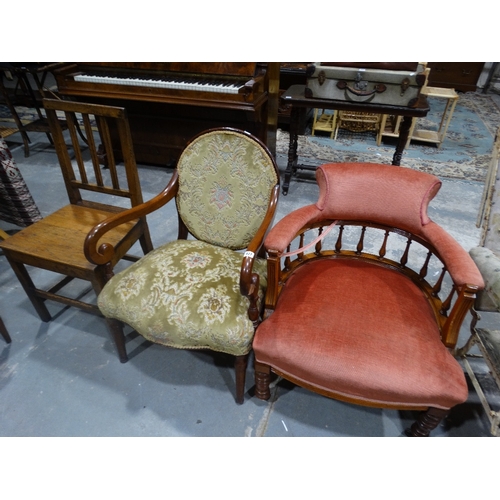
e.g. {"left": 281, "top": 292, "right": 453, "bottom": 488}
{"left": 1, "top": 124, "right": 499, "bottom": 442}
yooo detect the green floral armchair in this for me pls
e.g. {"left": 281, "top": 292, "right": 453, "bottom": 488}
{"left": 85, "top": 128, "right": 280, "bottom": 403}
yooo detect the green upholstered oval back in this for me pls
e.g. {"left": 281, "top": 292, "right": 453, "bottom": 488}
{"left": 176, "top": 129, "right": 279, "bottom": 250}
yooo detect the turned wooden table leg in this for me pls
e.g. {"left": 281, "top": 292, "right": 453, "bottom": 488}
{"left": 392, "top": 115, "right": 412, "bottom": 166}
{"left": 405, "top": 407, "right": 449, "bottom": 437}
{"left": 283, "top": 106, "right": 300, "bottom": 196}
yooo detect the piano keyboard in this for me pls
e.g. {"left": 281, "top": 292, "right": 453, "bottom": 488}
{"left": 74, "top": 74, "right": 244, "bottom": 94}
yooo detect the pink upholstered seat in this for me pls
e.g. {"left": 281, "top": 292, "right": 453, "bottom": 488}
{"left": 253, "top": 259, "right": 468, "bottom": 410}
{"left": 253, "top": 162, "right": 484, "bottom": 436}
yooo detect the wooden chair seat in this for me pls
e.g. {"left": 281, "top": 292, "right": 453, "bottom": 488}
{"left": 253, "top": 258, "right": 468, "bottom": 410}
{"left": 0, "top": 204, "right": 140, "bottom": 274}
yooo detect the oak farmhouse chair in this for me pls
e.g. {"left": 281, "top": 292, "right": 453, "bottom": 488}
{"left": 0, "top": 98, "right": 153, "bottom": 351}
{"left": 253, "top": 162, "right": 484, "bottom": 436}
{"left": 93, "top": 127, "right": 280, "bottom": 404}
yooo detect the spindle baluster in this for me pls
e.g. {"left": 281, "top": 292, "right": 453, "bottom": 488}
{"left": 419, "top": 250, "right": 432, "bottom": 279}
{"left": 335, "top": 224, "right": 344, "bottom": 253}
{"left": 400, "top": 237, "right": 412, "bottom": 268}
{"left": 378, "top": 230, "right": 389, "bottom": 259}
{"left": 356, "top": 226, "right": 366, "bottom": 254}
{"left": 432, "top": 267, "right": 447, "bottom": 297}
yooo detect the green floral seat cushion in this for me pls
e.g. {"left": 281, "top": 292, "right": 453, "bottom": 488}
{"left": 176, "top": 129, "right": 279, "bottom": 250}
{"left": 470, "top": 246, "right": 500, "bottom": 311}
{"left": 98, "top": 240, "right": 267, "bottom": 356}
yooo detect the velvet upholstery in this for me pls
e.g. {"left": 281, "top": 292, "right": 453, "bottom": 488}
{"left": 315, "top": 162, "right": 441, "bottom": 235}
{"left": 265, "top": 163, "right": 483, "bottom": 289}
{"left": 253, "top": 259, "right": 468, "bottom": 409}
{"left": 254, "top": 162, "right": 484, "bottom": 432}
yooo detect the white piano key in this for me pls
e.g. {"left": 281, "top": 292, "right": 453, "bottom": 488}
{"left": 74, "top": 74, "right": 243, "bottom": 94}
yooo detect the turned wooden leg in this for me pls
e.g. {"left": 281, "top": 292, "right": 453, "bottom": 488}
{"left": 104, "top": 318, "right": 128, "bottom": 363}
{"left": 234, "top": 354, "right": 249, "bottom": 405}
{"left": 392, "top": 115, "right": 412, "bottom": 166}
{"left": 405, "top": 407, "right": 449, "bottom": 437}
{"left": 254, "top": 361, "right": 272, "bottom": 400}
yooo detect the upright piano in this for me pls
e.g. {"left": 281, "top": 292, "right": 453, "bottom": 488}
{"left": 54, "top": 62, "right": 280, "bottom": 166}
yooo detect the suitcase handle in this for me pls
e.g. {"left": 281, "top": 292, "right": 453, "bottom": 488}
{"left": 337, "top": 80, "right": 387, "bottom": 99}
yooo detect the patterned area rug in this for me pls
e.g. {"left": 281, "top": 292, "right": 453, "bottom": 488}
{"left": 276, "top": 92, "right": 500, "bottom": 182}
{"left": 2, "top": 92, "right": 500, "bottom": 182}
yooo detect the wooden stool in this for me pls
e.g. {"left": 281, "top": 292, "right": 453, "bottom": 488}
{"left": 311, "top": 108, "right": 337, "bottom": 138}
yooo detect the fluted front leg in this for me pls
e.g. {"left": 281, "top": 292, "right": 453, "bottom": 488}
{"left": 254, "top": 361, "right": 272, "bottom": 400}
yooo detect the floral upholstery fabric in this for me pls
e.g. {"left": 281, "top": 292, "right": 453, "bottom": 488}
{"left": 98, "top": 240, "right": 268, "bottom": 356}
{"left": 175, "top": 130, "right": 278, "bottom": 250}
{"left": 470, "top": 246, "right": 500, "bottom": 311}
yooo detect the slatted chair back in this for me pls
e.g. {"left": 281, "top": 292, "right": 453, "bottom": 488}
{"left": 0, "top": 99, "right": 153, "bottom": 357}
{"left": 43, "top": 98, "right": 144, "bottom": 210}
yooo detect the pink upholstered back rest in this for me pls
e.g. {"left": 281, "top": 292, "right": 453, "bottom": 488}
{"left": 315, "top": 163, "right": 442, "bottom": 235}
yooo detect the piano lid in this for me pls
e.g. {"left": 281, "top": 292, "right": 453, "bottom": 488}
{"left": 76, "top": 62, "right": 261, "bottom": 77}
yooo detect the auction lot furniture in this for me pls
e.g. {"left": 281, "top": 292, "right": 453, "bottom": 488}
{"left": 253, "top": 162, "right": 483, "bottom": 436}
{"left": 0, "top": 63, "right": 67, "bottom": 157}
{"left": 0, "top": 99, "right": 153, "bottom": 357}
{"left": 378, "top": 86, "right": 458, "bottom": 149}
{"left": 94, "top": 128, "right": 280, "bottom": 404}
{"left": 280, "top": 85, "right": 429, "bottom": 195}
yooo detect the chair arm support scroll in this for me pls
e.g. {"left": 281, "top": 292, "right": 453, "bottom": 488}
{"left": 442, "top": 283, "right": 480, "bottom": 347}
{"left": 240, "top": 184, "right": 280, "bottom": 324}
{"left": 85, "top": 172, "right": 179, "bottom": 266}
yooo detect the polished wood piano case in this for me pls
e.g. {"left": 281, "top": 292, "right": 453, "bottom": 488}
{"left": 54, "top": 62, "right": 279, "bottom": 166}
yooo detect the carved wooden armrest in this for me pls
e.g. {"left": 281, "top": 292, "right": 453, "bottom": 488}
{"left": 84, "top": 172, "right": 178, "bottom": 266}
{"left": 240, "top": 185, "right": 279, "bottom": 324}
{"left": 442, "top": 283, "right": 481, "bottom": 347}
